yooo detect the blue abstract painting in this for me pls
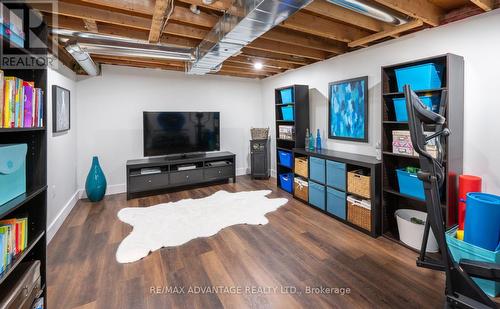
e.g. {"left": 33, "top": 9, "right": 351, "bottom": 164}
{"left": 328, "top": 77, "right": 368, "bottom": 142}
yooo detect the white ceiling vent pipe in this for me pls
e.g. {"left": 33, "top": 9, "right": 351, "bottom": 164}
{"left": 325, "top": 0, "right": 409, "bottom": 25}
{"left": 187, "top": 0, "right": 315, "bottom": 75}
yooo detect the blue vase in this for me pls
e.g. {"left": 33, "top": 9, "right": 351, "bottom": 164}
{"left": 85, "top": 156, "right": 107, "bottom": 202}
{"left": 316, "top": 129, "right": 322, "bottom": 151}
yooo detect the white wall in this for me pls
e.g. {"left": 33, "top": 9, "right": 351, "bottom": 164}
{"left": 261, "top": 10, "right": 500, "bottom": 194}
{"left": 47, "top": 60, "right": 79, "bottom": 242}
{"left": 76, "top": 65, "right": 263, "bottom": 192}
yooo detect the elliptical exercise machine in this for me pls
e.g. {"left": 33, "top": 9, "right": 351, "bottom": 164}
{"left": 404, "top": 85, "right": 500, "bottom": 309}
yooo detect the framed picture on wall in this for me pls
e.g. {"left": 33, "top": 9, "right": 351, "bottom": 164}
{"left": 328, "top": 76, "right": 368, "bottom": 142}
{"left": 52, "top": 85, "right": 70, "bottom": 133}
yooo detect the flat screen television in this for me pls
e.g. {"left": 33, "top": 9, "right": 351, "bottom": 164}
{"left": 143, "top": 111, "right": 220, "bottom": 157}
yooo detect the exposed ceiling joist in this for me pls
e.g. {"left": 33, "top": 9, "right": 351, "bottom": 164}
{"left": 304, "top": 0, "right": 394, "bottom": 32}
{"left": 281, "top": 12, "right": 372, "bottom": 42}
{"left": 370, "top": 0, "right": 444, "bottom": 26}
{"left": 249, "top": 38, "right": 329, "bottom": 61}
{"left": 470, "top": 0, "right": 495, "bottom": 10}
{"left": 230, "top": 55, "right": 298, "bottom": 70}
{"left": 348, "top": 19, "right": 424, "bottom": 48}
{"left": 149, "top": 0, "right": 172, "bottom": 42}
{"left": 80, "top": 0, "right": 154, "bottom": 15}
{"left": 83, "top": 19, "right": 98, "bottom": 32}
{"left": 261, "top": 28, "right": 347, "bottom": 54}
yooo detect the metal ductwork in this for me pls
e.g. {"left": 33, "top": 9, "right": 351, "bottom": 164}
{"left": 187, "top": 0, "right": 314, "bottom": 75}
{"left": 325, "top": 0, "right": 409, "bottom": 25}
{"left": 65, "top": 43, "right": 100, "bottom": 76}
{"left": 52, "top": 29, "right": 195, "bottom": 74}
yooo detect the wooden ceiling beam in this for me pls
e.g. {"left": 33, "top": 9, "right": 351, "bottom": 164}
{"left": 223, "top": 61, "right": 284, "bottom": 73}
{"left": 176, "top": 0, "right": 233, "bottom": 12}
{"left": 348, "top": 19, "right": 423, "bottom": 48}
{"left": 370, "top": 0, "right": 444, "bottom": 26}
{"left": 261, "top": 28, "right": 347, "bottom": 54}
{"left": 281, "top": 12, "right": 372, "bottom": 42}
{"left": 248, "top": 38, "right": 329, "bottom": 60}
{"left": 80, "top": 0, "right": 154, "bottom": 15}
{"left": 149, "top": 0, "right": 172, "bottom": 42}
{"left": 83, "top": 19, "right": 98, "bottom": 32}
{"left": 241, "top": 49, "right": 313, "bottom": 66}
{"left": 470, "top": 0, "right": 495, "bottom": 10}
{"left": 230, "top": 55, "right": 298, "bottom": 70}
{"left": 303, "top": 0, "right": 394, "bottom": 32}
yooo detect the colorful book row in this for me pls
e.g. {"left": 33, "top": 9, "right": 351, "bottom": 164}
{"left": 0, "top": 70, "right": 44, "bottom": 128}
{"left": 0, "top": 217, "right": 28, "bottom": 273}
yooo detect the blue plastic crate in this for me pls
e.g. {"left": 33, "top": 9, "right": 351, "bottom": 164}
{"left": 279, "top": 173, "right": 293, "bottom": 193}
{"left": 278, "top": 150, "right": 292, "bottom": 168}
{"left": 393, "top": 95, "right": 438, "bottom": 122}
{"left": 395, "top": 63, "right": 443, "bottom": 92}
{"left": 446, "top": 226, "right": 500, "bottom": 297}
{"left": 280, "top": 88, "right": 293, "bottom": 104}
{"left": 281, "top": 105, "right": 294, "bottom": 121}
{"left": 396, "top": 168, "right": 425, "bottom": 200}
{"left": 0, "top": 144, "right": 27, "bottom": 206}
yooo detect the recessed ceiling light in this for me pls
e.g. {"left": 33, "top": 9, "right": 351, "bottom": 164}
{"left": 254, "top": 62, "right": 263, "bottom": 70}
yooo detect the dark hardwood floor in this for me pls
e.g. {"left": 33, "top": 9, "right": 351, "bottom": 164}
{"left": 47, "top": 175, "right": 446, "bottom": 309}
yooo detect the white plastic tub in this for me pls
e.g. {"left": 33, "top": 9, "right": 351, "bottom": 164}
{"left": 395, "top": 209, "right": 438, "bottom": 252}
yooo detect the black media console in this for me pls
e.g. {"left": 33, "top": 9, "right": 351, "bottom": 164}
{"left": 126, "top": 152, "right": 236, "bottom": 199}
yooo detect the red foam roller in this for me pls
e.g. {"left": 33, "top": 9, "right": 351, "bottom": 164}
{"left": 458, "top": 175, "right": 482, "bottom": 230}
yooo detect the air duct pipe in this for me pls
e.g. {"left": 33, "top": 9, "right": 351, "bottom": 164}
{"left": 325, "top": 0, "right": 409, "bottom": 25}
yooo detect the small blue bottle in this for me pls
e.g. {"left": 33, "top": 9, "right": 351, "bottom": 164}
{"left": 316, "top": 129, "right": 322, "bottom": 151}
{"left": 309, "top": 131, "right": 315, "bottom": 151}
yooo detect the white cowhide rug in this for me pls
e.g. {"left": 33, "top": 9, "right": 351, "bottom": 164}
{"left": 116, "top": 190, "right": 288, "bottom": 263}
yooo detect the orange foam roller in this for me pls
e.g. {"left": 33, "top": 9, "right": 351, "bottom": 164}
{"left": 458, "top": 175, "right": 482, "bottom": 230}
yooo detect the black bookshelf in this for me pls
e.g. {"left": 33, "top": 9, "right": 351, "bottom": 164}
{"left": 274, "top": 85, "right": 309, "bottom": 191}
{"left": 0, "top": 2, "right": 47, "bottom": 307}
{"left": 380, "top": 54, "right": 464, "bottom": 246}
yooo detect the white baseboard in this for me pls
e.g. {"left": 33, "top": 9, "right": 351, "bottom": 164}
{"left": 78, "top": 183, "right": 127, "bottom": 199}
{"left": 270, "top": 169, "right": 277, "bottom": 178}
{"left": 236, "top": 167, "right": 249, "bottom": 176}
{"left": 47, "top": 190, "right": 79, "bottom": 243}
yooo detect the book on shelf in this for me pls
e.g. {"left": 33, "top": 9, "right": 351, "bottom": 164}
{"left": 0, "top": 217, "right": 28, "bottom": 272}
{"left": 0, "top": 71, "right": 44, "bottom": 129}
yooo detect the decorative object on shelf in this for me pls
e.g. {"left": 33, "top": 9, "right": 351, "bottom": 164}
{"left": 328, "top": 76, "right": 368, "bottom": 142}
{"left": 375, "top": 141, "right": 381, "bottom": 160}
{"left": 250, "top": 127, "right": 269, "bottom": 140}
{"left": 308, "top": 130, "right": 315, "bottom": 150}
{"left": 305, "top": 128, "right": 310, "bottom": 150}
{"left": 278, "top": 125, "right": 294, "bottom": 140}
{"left": 85, "top": 156, "right": 107, "bottom": 202}
{"left": 0, "top": 143, "right": 27, "bottom": 205}
{"left": 52, "top": 85, "right": 70, "bottom": 133}
{"left": 316, "top": 129, "right": 322, "bottom": 150}
{"left": 116, "top": 190, "right": 288, "bottom": 263}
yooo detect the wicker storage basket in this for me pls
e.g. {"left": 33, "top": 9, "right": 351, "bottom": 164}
{"left": 347, "top": 169, "right": 371, "bottom": 199}
{"left": 251, "top": 127, "right": 269, "bottom": 140}
{"left": 347, "top": 196, "right": 371, "bottom": 231}
{"left": 294, "top": 157, "right": 308, "bottom": 178}
{"left": 294, "top": 178, "right": 308, "bottom": 201}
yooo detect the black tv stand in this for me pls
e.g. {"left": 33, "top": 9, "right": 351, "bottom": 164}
{"left": 126, "top": 151, "right": 236, "bottom": 199}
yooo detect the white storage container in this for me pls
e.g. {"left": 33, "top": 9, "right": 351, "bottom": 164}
{"left": 395, "top": 209, "right": 438, "bottom": 252}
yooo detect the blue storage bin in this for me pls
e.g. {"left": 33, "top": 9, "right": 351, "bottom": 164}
{"left": 278, "top": 150, "right": 292, "bottom": 168}
{"left": 279, "top": 173, "right": 293, "bottom": 193}
{"left": 395, "top": 63, "right": 443, "bottom": 92}
{"left": 464, "top": 193, "right": 500, "bottom": 251}
{"left": 326, "top": 160, "right": 346, "bottom": 190}
{"left": 393, "top": 95, "right": 438, "bottom": 122}
{"left": 446, "top": 226, "right": 500, "bottom": 297}
{"left": 309, "top": 181, "right": 325, "bottom": 210}
{"left": 327, "top": 187, "right": 346, "bottom": 219}
{"left": 280, "top": 105, "right": 294, "bottom": 121}
{"left": 280, "top": 88, "right": 293, "bottom": 104}
{"left": 310, "top": 157, "right": 325, "bottom": 184}
{"left": 0, "top": 144, "right": 27, "bottom": 206}
{"left": 396, "top": 168, "right": 425, "bottom": 200}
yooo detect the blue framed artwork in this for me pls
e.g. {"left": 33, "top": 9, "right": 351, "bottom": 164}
{"left": 328, "top": 76, "right": 368, "bottom": 142}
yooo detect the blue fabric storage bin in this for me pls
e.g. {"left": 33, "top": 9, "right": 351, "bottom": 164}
{"left": 0, "top": 144, "right": 27, "bottom": 206}
{"left": 395, "top": 63, "right": 443, "bottom": 92}
{"left": 446, "top": 226, "right": 500, "bottom": 297}
{"left": 278, "top": 150, "right": 292, "bottom": 168}
{"left": 326, "top": 160, "right": 346, "bottom": 190}
{"left": 396, "top": 168, "right": 425, "bottom": 200}
{"left": 280, "top": 88, "right": 293, "bottom": 104}
{"left": 310, "top": 157, "right": 325, "bottom": 184}
{"left": 327, "top": 187, "right": 346, "bottom": 219}
{"left": 279, "top": 173, "right": 293, "bottom": 193}
{"left": 280, "top": 105, "right": 294, "bottom": 121}
{"left": 309, "top": 181, "right": 325, "bottom": 210}
{"left": 393, "top": 95, "right": 437, "bottom": 122}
